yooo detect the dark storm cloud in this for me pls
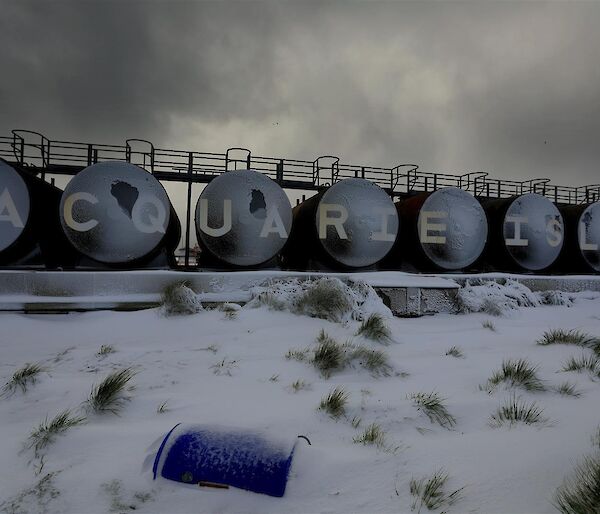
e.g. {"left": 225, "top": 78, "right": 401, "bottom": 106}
{"left": 1, "top": 0, "right": 599, "bottom": 186}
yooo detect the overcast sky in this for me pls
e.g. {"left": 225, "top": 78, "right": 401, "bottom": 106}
{"left": 1, "top": 0, "right": 599, "bottom": 188}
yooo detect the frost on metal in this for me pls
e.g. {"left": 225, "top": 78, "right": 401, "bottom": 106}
{"left": 246, "top": 276, "right": 392, "bottom": 323}
{"left": 195, "top": 170, "right": 292, "bottom": 267}
{"left": 59, "top": 161, "right": 171, "bottom": 263}
{"left": 418, "top": 187, "right": 488, "bottom": 270}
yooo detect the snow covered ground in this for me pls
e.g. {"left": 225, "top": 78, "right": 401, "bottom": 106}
{"left": 1, "top": 284, "right": 600, "bottom": 513}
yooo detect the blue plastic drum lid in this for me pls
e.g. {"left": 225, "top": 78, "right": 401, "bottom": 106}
{"left": 153, "top": 424, "right": 297, "bottom": 497}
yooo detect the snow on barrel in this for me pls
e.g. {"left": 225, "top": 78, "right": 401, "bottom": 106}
{"left": 195, "top": 169, "right": 292, "bottom": 267}
{"left": 394, "top": 187, "right": 488, "bottom": 271}
{"left": 60, "top": 161, "right": 174, "bottom": 264}
{"left": 152, "top": 424, "right": 299, "bottom": 497}
{"left": 283, "top": 178, "right": 399, "bottom": 269}
{"left": 483, "top": 193, "right": 564, "bottom": 271}
{"left": 0, "top": 159, "right": 30, "bottom": 254}
{"left": 559, "top": 201, "right": 600, "bottom": 272}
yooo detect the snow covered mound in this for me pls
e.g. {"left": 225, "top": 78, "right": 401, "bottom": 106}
{"left": 246, "top": 277, "right": 392, "bottom": 323}
{"left": 455, "top": 279, "right": 576, "bottom": 315}
{"left": 160, "top": 283, "right": 204, "bottom": 316}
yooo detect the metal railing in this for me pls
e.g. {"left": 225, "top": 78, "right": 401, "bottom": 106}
{"left": 1, "top": 129, "right": 596, "bottom": 204}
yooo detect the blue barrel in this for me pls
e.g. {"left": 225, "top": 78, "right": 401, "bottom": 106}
{"left": 153, "top": 424, "right": 298, "bottom": 497}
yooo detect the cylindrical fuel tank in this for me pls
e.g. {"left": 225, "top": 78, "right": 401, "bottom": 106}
{"left": 390, "top": 187, "right": 488, "bottom": 271}
{"left": 194, "top": 169, "right": 292, "bottom": 268}
{"left": 482, "top": 193, "right": 564, "bottom": 272}
{"left": 283, "top": 178, "right": 398, "bottom": 270}
{"left": 557, "top": 202, "right": 600, "bottom": 273}
{"left": 59, "top": 161, "right": 180, "bottom": 268}
{"left": 0, "top": 159, "right": 77, "bottom": 269}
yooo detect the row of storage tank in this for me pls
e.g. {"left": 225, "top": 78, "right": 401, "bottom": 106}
{"left": 1, "top": 158, "right": 599, "bottom": 273}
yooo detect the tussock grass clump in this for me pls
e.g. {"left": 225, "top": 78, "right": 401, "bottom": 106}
{"left": 288, "top": 330, "right": 392, "bottom": 377}
{"left": 1, "top": 363, "right": 45, "bottom": 397}
{"left": 561, "top": 354, "right": 600, "bottom": 375}
{"left": 482, "top": 320, "right": 496, "bottom": 332}
{"left": 489, "top": 395, "right": 547, "bottom": 427}
{"left": 349, "top": 346, "right": 392, "bottom": 376}
{"left": 409, "top": 469, "right": 464, "bottom": 513}
{"left": 27, "top": 410, "right": 86, "bottom": 457}
{"left": 290, "top": 379, "right": 310, "bottom": 393}
{"left": 554, "top": 455, "right": 600, "bottom": 514}
{"left": 554, "top": 381, "right": 582, "bottom": 397}
{"left": 409, "top": 392, "right": 456, "bottom": 429}
{"left": 87, "top": 368, "right": 136, "bottom": 415}
{"left": 553, "top": 428, "right": 600, "bottom": 514}
{"left": 484, "top": 358, "right": 545, "bottom": 392}
{"left": 445, "top": 346, "right": 464, "bottom": 358}
{"left": 318, "top": 386, "right": 349, "bottom": 418}
{"left": 353, "top": 423, "right": 386, "bottom": 448}
{"left": 537, "top": 329, "right": 600, "bottom": 349}
{"left": 356, "top": 313, "right": 392, "bottom": 344}
{"left": 313, "top": 330, "right": 345, "bottom": 375}
{"left": 296, "top": 278, "right": 353, "bottom": 322}
{"left": 161, "top": 282, "right": 203, "bottom": 316}
{"left": 97, "top": 345, "right": 115, "bottom": 357}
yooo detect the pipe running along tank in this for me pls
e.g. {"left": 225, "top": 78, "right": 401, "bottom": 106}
{"left": 557, "top": 202, "right": 600, "bottom": 273}
{"left": 0, "top": 159, "right": 77, "bottom": 268}
{"left": 59, "top": 161, "right": 180, "bottom": 268}
{"left": 194, "top": 169, "right": 292, "bottom": 267}
{"left": 391, "top": 187, "right": 488, "bottom": 271}
{"left": 482, "top": 193, "right": 564, "bottom": 271}
{"left": 283, "top": 178, "right": 398, "bottom": 270}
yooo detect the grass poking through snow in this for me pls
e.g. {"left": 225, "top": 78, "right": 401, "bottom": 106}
{"left": 312, "top": 330, "right": 345, "bottom": 376}
{"left": 318, "top": 386, "right": 349, "bottom": 419}
{"left": 409, "top": 469, "right": 464, "bottom": 513}
{"left": 553, "top": 426, "right": 600, "bottom": 514}
{"left": 161, "top": 282, "right": 203, "bottom": 316}
{"left": 355, "top": 314, "right": 392, "bottom": 344}
{"left": 482, "top": 320, "right": 497, "bottom": 332}
{"left": 561, "top": 354, "right": 600, "bottom": 376}
{"left": 445, "top": 346, "right": 464, "bottom": 358}
{"left": 537, "top": 329, "right": 600, "bottom": 350}
{"left": 27, "top": 410, "right": 86, "bottom": 457}
{"left": 409, "top": 392, "right": 456, "bottom": 429}
{"left": 1, "top": 363, "right": 45, "bottom": 397}
{"left": 97, "top": 345, "right": 115, "bottom": 357}
{"left": 353, "top": 423, "right": 386, "bottom": 448}
{"left": 86, "top": 368, "right": 136, "bottom": 415}
{"left": 489, "top": 395, "right": 548, "bottom": 427}
{"left": 554, "top": 381, "right": 582, "bottom": 397}
{"left": 484, "top": 358, "right": 545, "bottom": 392}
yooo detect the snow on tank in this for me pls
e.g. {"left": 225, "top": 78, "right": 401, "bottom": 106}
{"left": 60, "top": 161, "right": 171, "bottom": 263}
{"left": 316, "top": 178, "right": 399, "bottom": 268}
{"left": 0, "top": 160, "right": 30, "bottom": 253}
{"left": 577, "top": 201, "right": 600, "bottom": 272}
{"left": 194, "top": 169, "right": 292, "bottom": 267}
{"left": 502, "top": 193, "right": 563, "bottom": 271}
{"left": 416, "top": 187, "right": 487, "bottom": 270}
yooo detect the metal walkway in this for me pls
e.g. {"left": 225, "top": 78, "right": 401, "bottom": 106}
{"left": 2, "top": 129, "right": 599, "bottom": 203}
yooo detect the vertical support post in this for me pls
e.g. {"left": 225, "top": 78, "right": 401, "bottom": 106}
{"left": 361, "top": 167, "right": 365, "bottom": 179}
{"left": 87, "top": 144, "right": 93, "bottom": 166}
{"left": 497, "top": 180, "right": 501, "bottom": 198}
{"left": 424, "top": 176, "right": 428, "bottom": 192}
{"left": 185, "top": 152, "right": 193, "bottom": 268}
{"left": 433, "top": 174, "right": 437, "bottom": 191}
{"left": 276, "top": 160, "right": 283, "bottom": 183}
{"left": 555, "top": 186, "right": 558, "bottom": 204}
{"left": 93, "top": 149, "right": 98, "bottom": 164}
